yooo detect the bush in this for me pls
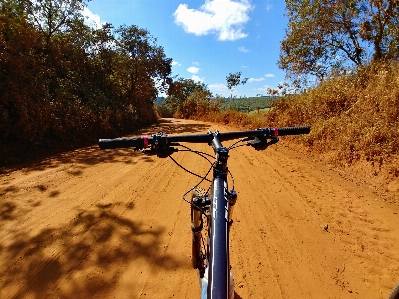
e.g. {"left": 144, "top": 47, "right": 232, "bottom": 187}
{"left": 155, "top": 103, "right": 174, "bottom": 118}
{"left": 267, "top": 61, "right": 399, "bottom": 168}
{"left": 195, "top": 61, "right": 399, "bottom": 177}
{"left": 176, "top": 91, "right": 219, "bottom": 119}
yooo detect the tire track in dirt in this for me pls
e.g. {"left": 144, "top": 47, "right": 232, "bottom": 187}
{"left": 271, "top": 147, "right": 399, "bottom": 297}
{"left": 1, "top": 118, "right": 398, "bottom": 299}
{"left": 228, "top": 145, "right": 344, "bottom": 298}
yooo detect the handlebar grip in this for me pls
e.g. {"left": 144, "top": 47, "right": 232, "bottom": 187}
{"left": 99, "top": 137, "right": 146, "bottom": 150}
{"left": 276, "top": 126, "right": 310, "bottom": 136}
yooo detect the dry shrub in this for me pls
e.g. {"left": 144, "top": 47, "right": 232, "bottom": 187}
{"left": 204, "top": 110, "right": 266, "bottom": 129}
{"left": 198, "top": 61, "right": 399, "bottom": 177}
{"left": 272, "top": 62, "right": 399, "bottom": 177}
{"left": 176, "top": 91, "right": 219, "bottom": 119}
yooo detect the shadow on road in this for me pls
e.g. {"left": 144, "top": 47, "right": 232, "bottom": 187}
{"left": 0, "top": 118, "right": 211, "bottom": 176}
{"left": 0, "top": 118, "right": 212, "bottom": 232}
{"left": 234, "top": 291, "right": 244, "bottom": 299}
{"left": 0, "top": 202, "right": 182, "bottom": 298}
{"left": 0, "top": 118, "right": 212, "bottom": 298}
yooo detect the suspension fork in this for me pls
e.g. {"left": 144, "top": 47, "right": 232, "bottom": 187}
{"left": 191, "top": 192, "right": 210, "bottom": 275}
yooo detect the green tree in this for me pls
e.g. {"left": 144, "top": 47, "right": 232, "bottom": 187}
{"left": 358, "top": 0, "right": 399, "bottom": 61}
{"left": 24, "top": 0, "right": 90, "bottom": 47}
{"left": 279, "top": 0, "right": 399, "bottom": 81}
{"left": 89, "top": 23, "right": 120, "bottom": 108}
{"left": 0, "top": 1, "right": 52, "bottom": 148}
{"left": 226, "top": 71, "right": 248, "bottom": 97}
{"left": 165, "top": 78, "right": 209, "bottom": 114}
{"left": 115, "top": 24, "right": 172, "bottom": 118}
{"left": 179, "top": 90, "right": 215, "bottom": 118}
{"left": 0, "top": 1, "right": 174, "bottom": 163}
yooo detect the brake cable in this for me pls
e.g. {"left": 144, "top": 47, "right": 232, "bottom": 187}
{"left": 167, "top": 143, "right": 236, "bottom": 215}
{"left": 177, "top": 144, "right": 215, "bottom": 164}
{"left": 168, "top": 154, "right": 213, "bottom": 183}
{"left": 228, "top": 137, "right": 250, "bottom": 150}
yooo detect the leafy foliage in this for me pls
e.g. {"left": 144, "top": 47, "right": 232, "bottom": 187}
{"left": 165, "top": 78, "right": 209, "bottom": 116}
{"left": 219, "top": 96, "right": 276, "bottom": 111}
{"left": 177, "top": 90, "right": 219, "bottom": 119}
{"left": 24, "top": 0, "right": 87, "bottom": 47}
{"left": 0, "top": 0, "right": 173, "bottom": 164}
{"left": 226, "top": 71, "right": 248, "bottom": 93}
{"left": 280, "top": 0, "right": 399, "bottom": 82}
{"left": 154, "top": 103, "right": 174, "bottom": 118}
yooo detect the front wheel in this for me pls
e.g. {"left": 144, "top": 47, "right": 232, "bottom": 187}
{"left": 191, "top": 229, "right": 201, "bottom": 269}
{"left": 388, "top": 283, "right": 399, "bottom": 299}
{"left": 190, "top": 188, "right": 207, "bottom": 270}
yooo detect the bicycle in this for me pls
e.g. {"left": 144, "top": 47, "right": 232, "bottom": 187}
{"left": 99, "top": 125, "right": 310, "bottom": 299}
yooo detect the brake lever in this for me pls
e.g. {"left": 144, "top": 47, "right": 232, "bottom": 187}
{"left": 241, "top": 137, "right": 254, "bottom": 142}
{"left": 142, "top": 146, "right": 178, "bottom": 157}
{"left": 247, "top": 137, "right": 279, "bottom": 150}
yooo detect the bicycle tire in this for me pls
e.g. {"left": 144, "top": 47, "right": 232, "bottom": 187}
{"left": 192, "top": 232, "right": 201, "bottom": 269}
{"left": 388, "top": 283, "right": 399, "bottom": 299}
{"left": 190, "top": 188, "right": 207, "bottom": 270}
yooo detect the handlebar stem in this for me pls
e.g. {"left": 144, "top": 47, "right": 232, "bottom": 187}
{"left": 210, "top": 131, "right": 230, "bottom": 173}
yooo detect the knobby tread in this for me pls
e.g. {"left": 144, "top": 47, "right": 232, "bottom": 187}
{"left": 192, "top": 187, "right": 207, "bottom": 197}
{"left": 388, "top": 283, "right": 399, "bottom": 299}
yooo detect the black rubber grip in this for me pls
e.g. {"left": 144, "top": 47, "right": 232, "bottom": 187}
{"left": 276, "top": 126, "right": 310, "bottom": 136}
{"left": 99, "top": 137, "right": 146, "bottom": 149}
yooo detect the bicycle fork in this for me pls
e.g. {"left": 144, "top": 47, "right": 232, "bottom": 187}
{"left": 191, "top": 193, "right": 210, "bottom": 275}
{"left": 191, "top": 189, "right": 237, "bottom": 299}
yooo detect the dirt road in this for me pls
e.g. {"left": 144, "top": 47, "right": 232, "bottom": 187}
{"left": 1, "top": 119, "right": 398, "bottom": 299}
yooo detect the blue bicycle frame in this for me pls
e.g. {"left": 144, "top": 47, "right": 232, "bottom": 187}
{"left": 201, "top": 133, "right": 231, "bottom": 299}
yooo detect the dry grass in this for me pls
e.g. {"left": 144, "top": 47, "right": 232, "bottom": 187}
{"left": 197, "top": 61, "right": 399, "bottom": 180}
{"left": 207, "top": 110, "right": 267, "bottom": 129}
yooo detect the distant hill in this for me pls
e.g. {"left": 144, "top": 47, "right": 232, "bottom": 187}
{"left": 154, "top": 95, "right": 279, "bottom": 112}
{"left": 219, "top": 96, "right": 279, "bottom": 111}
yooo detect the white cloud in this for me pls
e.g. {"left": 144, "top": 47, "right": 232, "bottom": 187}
{"left": 265, "top": 73, "right": 275, "bottom": 78}
{"left": 248, "top": 77, "right": 264, "bottom": 83}
{"left": 172, "top": 61, "right": 181, "bottom": 66}
{"left": 255, "top": 85, "right": 273, "bottom": 94}
{"left": 187, "top": 66, "right": 200, "bottom": 74}
{"left": 174, "top": 0, "right": 252, "bottom": 41}
{"left": 193, "top": 61, "right": 200, "bottom": 65}
{"left": 82, "top": 7, "right": 105, "bottom": 30}
{"left": 192, "top": 75, "right": 204, "bottom": 83}
{"left": 265, "top": 3, "right": 273, "bottom": 11}
{"left": 209, "top": 83, "right": 230, "bottom": 95}
{"left": 242, "top": 65, "right": 248, "bottom": 68}
{"left": 238, "top": 46, "right": 250, "bottom": 52}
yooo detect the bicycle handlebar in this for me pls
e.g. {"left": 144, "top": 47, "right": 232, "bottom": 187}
{"left": 276, "top": 126, "right": 310, "bottom": 136}
{"left": 98, "top": 126, "right": 310, "bottom": 150}
{"left": 99, "top": 137, "right": 146, "bottom": 149}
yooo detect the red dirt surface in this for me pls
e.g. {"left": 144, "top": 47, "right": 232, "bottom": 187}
{"left": 1, "top": 118, "right": 398, "bottom": 299}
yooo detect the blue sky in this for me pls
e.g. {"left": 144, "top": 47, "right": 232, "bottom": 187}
{"left": 84, "top": 0, "right": 288, "bottom": 97}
